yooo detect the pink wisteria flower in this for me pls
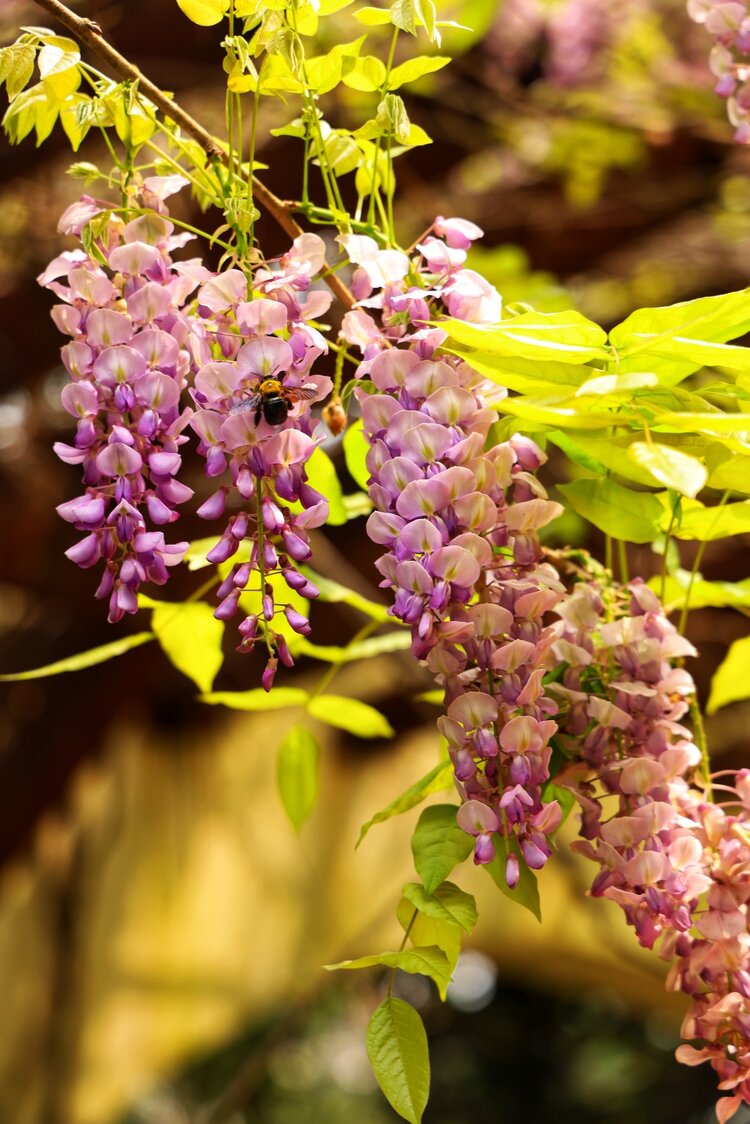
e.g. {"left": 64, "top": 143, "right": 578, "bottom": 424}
{"left": 688, "top": 0, "right": 750, "bottom": 140}
{"left": 42, "top": 182, "right": 206, "bottom": 621}
{"left": 189, "top": 236, "right": 333, "bottom": 684}
{"left": 553, "top": 575, "right": 750, "bottom": 1123}
{"left": 345, "top": 218, "right": 566, "bottom": 884}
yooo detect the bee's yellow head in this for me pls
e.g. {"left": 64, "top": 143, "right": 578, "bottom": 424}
{"left": 259, "top": 377, "right": 283, "bottom": 394}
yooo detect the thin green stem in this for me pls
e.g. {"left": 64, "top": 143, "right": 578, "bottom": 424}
{"left": 689, "top": 693, "right": 712, "bottom": 802}
{"left": 617, "top": 539, "right": 629, "bottom": 585}
{"left": 309, "top": 620, "right": 379, "bottom": 700}
{"left": 678, "top": 490, "right": 730, "bottom": 634}
{"left": 660, "top": 495, "right": 680, "bottom": 603}
{"left": 387, "top": 906, "right": 419, "bottom": 997}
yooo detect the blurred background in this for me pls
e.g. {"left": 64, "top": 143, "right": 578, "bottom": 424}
{"left": 1, "top": 0, "right": 750, "bottom": 1121}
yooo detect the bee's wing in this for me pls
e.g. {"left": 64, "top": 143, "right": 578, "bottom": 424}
{"left": 229, "top": 392, "right": 262, "bottom": 416}
{"left": 290, "top": 385, "right": 320, "bottom": 402}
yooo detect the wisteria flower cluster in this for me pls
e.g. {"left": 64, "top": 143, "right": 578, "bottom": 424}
{"left": 188, "top": 234, "right": 333, "bottom": 684}
{"left": 343, "top": 218, "right": 566, "bottom": 887}
{"left": 45, "top": 188, "right": 332, "bottom": 683}
{"left": 40, "top": 180, "right": 204, "bottom": 623}
{"left": 553, "top": 576, "right": 750, "bottom": 1123}
{"left": 688, "top": 0, "right": 750, "bottom": 141}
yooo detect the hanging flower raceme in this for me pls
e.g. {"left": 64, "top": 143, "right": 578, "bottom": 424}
{"left": 189, "top": 234, "right": 333, "bottom": 685}
{"left": 688, "top": 0, "right": 750, "bottom": 141}
{"left": 345, "top": 218, "right": 565, "bottom": 886}
{"left": 42, "top": 182, "right": 207, "bottom": 622}
{"left": 552, "top": 575, "right": 750, "bottom": 1123}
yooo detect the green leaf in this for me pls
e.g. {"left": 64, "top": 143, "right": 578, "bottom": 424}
{"left": 3, "top": 81, "right": 58, "bottom": 145}
{"left": 708, "top": 635, "right": 750, "bottom": 714}
{"left": 388, "top": 56, "right": 450, "bottom": 89}
{"left": 343, "top": 419, "right": 371, "bottom": 491}
{"left": 652, "top": 572, "right": 750, "bottom": 613}
{"left": 149, "top": 600, "right": 224, "bottom": 694}
{"left": 444, "top": 310, "right": 608, "bottom": 363}
{"left": 276, "top": 724, "right": 320, "bottom": 832}
{"left": 342, "top": 55, "right": 387, "bottom": 92}
{"left": 395, "top": 899, "right": 462, "bottom": 998}
{"left": 357, "top": 760, "right": 454, "bottom": 846}
{"left": 706, "top": 452, "right": 750, "bottom": 493}
{"left": 0, "top": 44, "right": 35, "bottom": 101}
{"left": 669, "top": 499, "right": 750, "bottom": 541}
{"left": 200, "top": 687, "right": 310, "bottom": 710}
{"left": 411, "top": 804, "right": 474, "bottom": 894}
{"left": 301, "top": 567, "right": 390, "bottom": 622}
{"left": 307, "top": 694, "right": 394, "bottom": 738}
{"left": 558, "top": 478, "right": 665, "bottom": 543}
{"left": 627, "top": 442, "right": 707, "bottom": 499}
{"left": 401, "top": 881, "right": 477, "bottom": 933}
{"left": 176, "top": 0, "right": 230, "bottom": 25}
{"left": 366, "top": 998, "right": 430, "bottom": 1124}
{"left": 327, "top": 946, "right": 451, "bottom": 990}
{"left": 609, "top": 290, "right": 750, "bottom": 382}
{"left": 548, "top": 430, "right": 673, "bottom": 486}
{"left": 485, "top": 847, "right": 541, "bottom": 922}
{"left": 354, "top": 5, "right": 393, "bottom": 24}
{"left": 38, "top": 36, "right": 80, "bottom": 105}
{"left": 575, "top": 371, "right": 658, "bottom": 398}
{"left": 0, "top": 631, "right": 154, "bottom": 681}
{"left": 292, "top": 630, "right": 411, "bottom": 664}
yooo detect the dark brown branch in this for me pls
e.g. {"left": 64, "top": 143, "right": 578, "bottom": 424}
{"left": 30, "top": 0, "right": 356, "bottom": 311}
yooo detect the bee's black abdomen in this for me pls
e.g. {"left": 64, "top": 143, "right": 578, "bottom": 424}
{"left": 262, "top": 396, "right": 290, "bottom": 425}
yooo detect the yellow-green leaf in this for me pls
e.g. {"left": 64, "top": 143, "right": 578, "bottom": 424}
{"left": 277, "top": 725, "right": 320, "bottom": 832}
{"left": 307, "top": 694, "right": 394, "bottom": 737}
{"left": 388, "top": 56, "right": 450, "bottom": 89}
{"left": 200, "top": 687, "right": 310, "bottom": 710}
{"left": 558, "top": 478, "right": 664, "bottom": 543}
{"left": 176, "top": 0, "right": 230, "bottom": 25}
{"left": 411, "top": 804, "right": 473, "bottom": 893}
{"left": 357, "top": 760, "right": 454, "bottom": 846}
{"left": 0, "top": 632, "right": 154, "bottom": 681}
{"left": 627, "top": 442, "right": 707, "bottom": 499}
{"left": 150, "top": 600, "right": 224, "bottom": 693}
{"left": 401, "top": 881, "right": 477, "bottom": 933}
{"left": 366, "top": 999, "right": 430, "bottom": 1124}
{"left": 708, "top": 635, "right": 750, "bottom": 714}
{"left": 668, "top": 499, "right": 750, "bottom": 541}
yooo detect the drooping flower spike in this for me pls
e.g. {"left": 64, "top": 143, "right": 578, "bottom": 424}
{"left": 345, "top": 218, "right": 566, "bottom": 885}
{"left": 42, "top": 181, "right": 206, "bottom": 622}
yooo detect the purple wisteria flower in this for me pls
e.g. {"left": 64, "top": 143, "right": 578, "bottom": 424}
{"left": 41, "top": 181, "right": 206, "bottom": 621}
{"left": 343, "top": 217, "right": 566, "bottom": 885}
{"left": 189, "top": 235, "right": 333, "bottom": 685}
{"left": 552, "top": 576, "right": 750, "bottom": 1123}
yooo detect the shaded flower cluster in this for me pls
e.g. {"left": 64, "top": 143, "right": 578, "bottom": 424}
{"left": 189, "top": 234, "right": 333, "bottom": 684}
{"left": 688, "top": 0, "right": 750, "bottom": 141}
{"left": 553, "top": 576, "right": 750, "bottom": 1123}
{"left": 346, "top": 218, "right": 565, "bottom": 886}
{"left": 41, "top": 181, "right": 205, "bottom": 621}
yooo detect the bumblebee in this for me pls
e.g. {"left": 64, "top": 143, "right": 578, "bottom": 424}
{"left": 230, "top": 376, "right": 319, "bottom": 426}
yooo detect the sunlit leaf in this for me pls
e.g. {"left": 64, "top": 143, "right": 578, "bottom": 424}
{"left": 401, "top": 881, "right": 477, "bottom": 932}
{"left": 668, "top": 499, "right": 750, "bottom": 541}
{"left": 558, "top": 478, "right": 664, "bottom": 543}
{"left": 176, "top": 0, "right": 230, "bottom": 25}
{"left": 301, "top": 447, "right": 347, "bottom": 525}
{"left": 357, "top": 760, "right": 454, "bottom": 846}
{"left": 200, "top": 687, "right": 310, "bottom": 710}
{"left": 277, "top": 724, "right": 320, "bottom": 832}
{"left": 307, "top": 694, "right": 394, "bottom": 737}
{"left": 395, "top": 899, "right": 462, "bottom": 998}
{"left": 708, "top": 636, "right": 750, "bottom": 714}
{"left": 366, "top": 998, "right": 430, "bottom": 1124}
{"left": 149, "top": 600, "right": 224, "bottom": 694}
{"left": 444, "top": 310, "right": 608, "bottom": 363}
{"left": 627, "top": 442, "right": 707, "bottom": 499}
{"left": 301, "top": 567, "right": 390, "bottom": 622}
{"left": 327, "top": 946, "right": 451, "bottom": 991}
{"left": 388, "top": 56, "right": 450, "bottom": 89}
{"left": 293, "top": 630, "right": 411, "bottom": 664}
{"left": 343, "top": 418, "right": 371, "bottom": 490}
{"left": 411, "top": 804, "right": 473, "bottom": 893}
{"left": 0, "top": 631, "right": 154, "bottom": 681}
